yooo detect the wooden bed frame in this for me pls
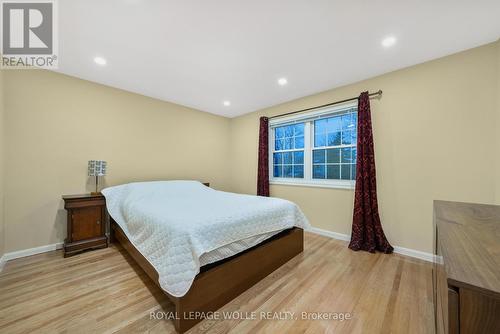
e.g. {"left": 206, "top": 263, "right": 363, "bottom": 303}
{"left": 110, "top": 220, "right": 304, "bottom": 333}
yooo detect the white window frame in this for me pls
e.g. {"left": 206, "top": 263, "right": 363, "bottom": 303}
{"left": 269, "top": 101, "right": 357, "bottom": 190}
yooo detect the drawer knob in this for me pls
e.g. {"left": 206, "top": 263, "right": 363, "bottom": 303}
{"left": 97, "top": 220, "right": 101, "bottom": 225}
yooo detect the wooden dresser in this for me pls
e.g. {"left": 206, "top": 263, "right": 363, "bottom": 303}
{"left": 434, "top": 201, "right": 500, "bottom": 334}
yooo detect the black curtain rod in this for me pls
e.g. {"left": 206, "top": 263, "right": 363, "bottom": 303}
{"left": 268, "top": 90, "right": 383, "bottom": 120}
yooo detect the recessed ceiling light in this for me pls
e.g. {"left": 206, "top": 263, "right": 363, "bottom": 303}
{"left": 223, "top": 100, "right": 231, "bottom": 106}
{"left": 278, "top": 78, "right": 288, "bottom": 86}
{"left": 382, "top": 36, "right": 397, "bottom": 48}
{"left": 94, "top": 56, "right": 107, "bottom": 65}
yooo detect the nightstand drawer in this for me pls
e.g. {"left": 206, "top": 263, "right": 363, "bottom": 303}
{"left": 71, "top": 206, "right": 103, "bottom": 241}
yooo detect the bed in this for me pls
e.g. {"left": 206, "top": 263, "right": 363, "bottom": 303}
{"left": 102, "top": 180, "right": 308, "bottom": 332}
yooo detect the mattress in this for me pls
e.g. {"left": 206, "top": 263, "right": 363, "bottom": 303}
{"left": 102, "top": 180, "right": 309, "bottom": 297}
{"left": 199, "top": 229, "right": 284, "bottom": 266}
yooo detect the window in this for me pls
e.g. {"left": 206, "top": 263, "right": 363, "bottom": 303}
{"left": 273, "top": 123, "right": 304, "bottom": 178}
{"left": 269, "top": 103, "right": 357, "bottom": 189}
{"left": 312, "top": 111, "right": 357, "bottom": 181}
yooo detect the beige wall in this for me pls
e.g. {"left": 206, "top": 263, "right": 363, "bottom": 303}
{"left": 2, "top": 41, "right": 500, "bottom": 255}
{"left": 496, "top": 40, "right": 500, "bottom": 204}
{"left": 230, "top": 42, "right": 500, "bottom": 253}
{"left": 0, "top": 70, "right": 4, "bottom": 258}
{"left": 3, "top": 70, "right": 231, "bottom": 252}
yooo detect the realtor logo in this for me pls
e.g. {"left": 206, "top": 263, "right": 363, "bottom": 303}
{"left": 1, "top": 0, "right": 58, "bottom": 68}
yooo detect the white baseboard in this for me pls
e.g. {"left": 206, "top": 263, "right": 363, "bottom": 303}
{"left": 0, "top": 242, "right": 64, "bottom": 272}
{"left": 392, "top": 245, "right": 436, "bottom": 263}
{"left": 0, "top": 255, "right": 6, "bottom": 272}
{"left": 306, "top": 226, "right": 437, "bottom": 263}
{"left": 307, "top": 226, "right": 351, "bottom": 242}
{"left": 0, "top": 226, "right": 439, "bottom": 273}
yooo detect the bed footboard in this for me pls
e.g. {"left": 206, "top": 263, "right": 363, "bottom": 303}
{"left": 110, "top": 220, "right": 304, "bottom": 333}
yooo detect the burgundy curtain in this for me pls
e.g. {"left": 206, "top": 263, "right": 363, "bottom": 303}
{"left": 348, "top": 92, "right": 393, "bottom": 254}
{"left": 257, "top": 116, "right": 270, "bottom": 197}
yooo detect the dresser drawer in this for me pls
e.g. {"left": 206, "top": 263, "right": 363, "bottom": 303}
{"left": 460, "top": 288, "right": 500, "bottom": 334}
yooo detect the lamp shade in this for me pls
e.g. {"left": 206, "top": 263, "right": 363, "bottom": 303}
{"left": 88, "top": 160, "right": 107, "bottom": 176}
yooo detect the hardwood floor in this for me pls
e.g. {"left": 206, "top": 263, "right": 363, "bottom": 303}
{"left": 0, "top": 233, "right": 434, "bottom": 333}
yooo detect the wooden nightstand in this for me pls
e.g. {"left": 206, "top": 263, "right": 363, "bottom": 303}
{"left": 62, "top": 193, "right": 108, "bottom": 257}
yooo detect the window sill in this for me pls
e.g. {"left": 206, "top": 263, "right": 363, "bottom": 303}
{"left": 269, "top": 179, "right": 355, "bottom": 190}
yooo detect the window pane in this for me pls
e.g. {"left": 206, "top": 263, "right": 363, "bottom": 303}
{"left": 341, "top": 164, "right": 351, "bottom": 180}
{"left": 327, "top": 164, "right": 340, "bottom": 179}
{"left": 273, "top": 153, "right": 282, "bottom": 165}
{"left": 275, "top": 127, "right": 285, "bottom": 139}
{"left": 327, "top": 132, "right": 341, "bottom": 146}
{"left": 283, "top": 152, "right": 293, "bottom": 164}
{"left": 352, "top": 113, "right": 357, "bottom": 128}
{"left": 341, "top": 130, "right": 352, "bottom": 145}
{"left": 341, "top": 147, "right": 353, "bottom": 163}
{"left": 273, "top": 165, "right": 281, "bottom": 177}
{"left": 342, "top": 114, "right": 355, "bottom": 131}
{"left": 351, "top": 164, "right": 356, "bottom": 180}
{"left": 283, "top": 138, "right": 293, "bottom": 149}
{"left": 326, "top": 116, "right": 341, "bottom": 132}
{"left": 313, "top": 164, "right": 326, "bottom": 179}
{"left": 293, "top": 151, "right": 304, "bottom": 164}
{"left": 327, "top": 148, "right": 340, "bottom": 163}
{"left": 293, "top": 165, "right": 304, "bottom": 178}
{"left": 283, "top": 165, "right": 293, "bottom": 177}
{"left": 351, "top": 130, "right": 357, "bottom": 145}
{"left": 315, "top": 119, "right": 327, "bottom": 134}
{"left": 315, "top": 134, "right": 326, "bottom": 147}
{"left": 275, "top": 139, "right": 284, "bottom": 151}
{"left": 294, "top": 123, "right": 304, "bottom": 136}
{"left": 313, "top": 149, "right": 325, "bottom": 163}
{"left": 284, "top": 126, "right": 293, "bottom": 137}
{"left": 294, "top": 136, "right": 304, "bottom": 149}
{"left": 352, "top": 148, "right": 357, "bottom": 162}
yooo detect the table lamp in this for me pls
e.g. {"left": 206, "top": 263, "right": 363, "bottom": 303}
{"left": 88, "top": 160, "right": 107, "bottom": 194}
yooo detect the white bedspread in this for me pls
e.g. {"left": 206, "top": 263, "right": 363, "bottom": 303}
{"left": 102, "top": 180, "right": 309, "bottom": 297}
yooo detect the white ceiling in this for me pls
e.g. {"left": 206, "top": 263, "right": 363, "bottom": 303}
{"left": 56, "top": 0, "right": 500, "bottom": 118}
